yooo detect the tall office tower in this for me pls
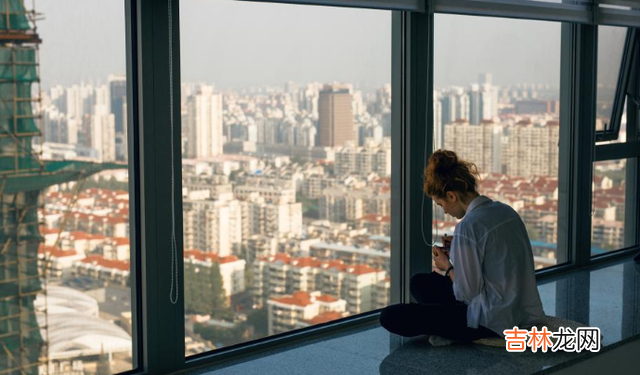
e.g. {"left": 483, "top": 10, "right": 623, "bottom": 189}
{"left": 440, "top": 92, "right": 456, "bottom": 126}
{"left": 469, "top": 84, "right": 482, "bottom": 125}
{"left": 66, "top": 84, "right": 84, "bottom": 120}
{"left": 376, "top": 84, "right": 392, "bottom": 112}
{"left": 95, "top": 83, "right": 110, "bottom": 109}
{"left": 444, "top": 120, "right": 503, "bottom": 175}
{"left": 352, "top": 91, "right": 366, "bottom": 117}
{"left": 434, "top": 95, "right": 443, "bottom": 150}
{"left": 122, "top": 99, "right": 128, "bottom": 159}
{"left": 43, "top": 106, "right": 64, "bottom": 143}
{"left": 481, "top": 86, "right": 498, "bottom": 121}
{"left": 185, "top": 85, "right": 223, "bottom": 158}
{"left": 469, "top": 82, "right": 497, "bottom": 125}
{"left": 91, "top": 104, "right": 117, "bottom": 162}
{"left": 457, "top": 91, "right": 470, "bottom": 121}
{"left": 318, "top": 84, "right": 354, "bottom": 147}
{"left": 503, "top": 120, "right": 559, "bottom": 178}
{"left": 50, "top": 85, "right": 66, "bottom": 112}
{"left": 299, "top": 82, "right": 321, "bottom": 118}
{"left": 109, "top": 75, "right": 127, "bottom": 161}
{"left": 297, "top": 122, "right": 317, "bottom": 147}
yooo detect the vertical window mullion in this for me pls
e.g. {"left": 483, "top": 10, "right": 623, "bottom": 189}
{"left": 390, "top": 11, "right": 404, "bottom": 305}
{"left": 125, "top": 0, "right": 142, "bottom": 370}
{"left": 136, "top": 0, "right": 185, "bottom": 373}
{"left": 401, "top": 11, "right": 433, "bottom": 303}
{"left": 561, "top": 23, "right": 598, "bottom": 268}
{"left": 628, "top": 47, "right": 640, "bottom": 255}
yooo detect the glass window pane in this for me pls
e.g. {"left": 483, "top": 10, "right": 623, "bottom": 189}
{"left": 0, "top": 1, "right": 133, "bottom": 375}
{"left": 596, "top": 26, "right": 627, "bottom": 135}
{"left": 433, "top": 15, "right": 563, "bottom": 271}
{"left": 591, "top": 158, "right": 637, "bottom": 254}
{"left": 180, "top": 0, "right": 391, "bottom": 355}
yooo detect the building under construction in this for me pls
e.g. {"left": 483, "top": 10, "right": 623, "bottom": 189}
{"left": 0, "top": 2, "right": 121, "bottom": 374}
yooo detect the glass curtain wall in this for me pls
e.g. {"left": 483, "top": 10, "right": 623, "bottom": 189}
{"left": 432, "top": 14, "right": 563, "bottom": 271}
{"left": 596, "top": 26, "right": 627, "bottom": 139}
{"left": 179, "top": 0, "right": 392, "bottom": 354}
{"left": 591, "top": 159, "right": 637, "bottom": 254}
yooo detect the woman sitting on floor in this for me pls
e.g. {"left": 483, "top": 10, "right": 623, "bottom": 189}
{"left": 379, "top": 149, "right": 545, "bottom": 343}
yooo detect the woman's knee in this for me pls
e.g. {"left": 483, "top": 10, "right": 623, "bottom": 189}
{"left": 379, "top": 305, "right": 396, "bottom": 330}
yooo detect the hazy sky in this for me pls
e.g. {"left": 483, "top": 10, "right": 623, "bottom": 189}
{"left": 37, "top": 0, "right": 623, "bottom": 91}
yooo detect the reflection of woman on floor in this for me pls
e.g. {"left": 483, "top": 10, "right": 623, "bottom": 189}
{"left": 380, "top": 149, "right": 545, "bottom": 343}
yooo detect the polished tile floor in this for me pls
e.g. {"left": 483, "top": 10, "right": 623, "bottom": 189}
{"left": 187, "top": 257, "right": 640, "bottom": 375}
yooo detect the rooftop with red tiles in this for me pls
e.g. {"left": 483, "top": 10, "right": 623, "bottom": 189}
{"left": 315, "top": 294, "right": 339, "bottom": 303}
{"left": 304, "top": 311, "right": 346, "bottom": 325}
{"left": 345, "top": 264, "right": 382, "bottom": 276}
{"left": 184, "top": 249, "right": 240, "bottom": 264}
{"left": 38, "top": 244, "right": 77, "bottom": 257}
{"left": 270, "top": 291, "right": 313, "bottom": 307}
{"left": 81, "top": 255, "right": 130, "bottom": 271}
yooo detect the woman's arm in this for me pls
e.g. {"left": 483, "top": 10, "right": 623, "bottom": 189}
{"left": 450, "top": 232, "right": 484, "bottom": 304}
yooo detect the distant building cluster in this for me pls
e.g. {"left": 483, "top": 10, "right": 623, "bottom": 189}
{"left": 42, "top": 75, "right": 128, "bottom": 162}
{"left": 38, "top": 74, "right": 629, "bottom": 359}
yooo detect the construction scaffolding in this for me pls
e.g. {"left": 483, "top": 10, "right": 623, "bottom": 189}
{"left": 0, "top": 2, "right": 123, "bottom": 375}
{"left": 0, "top": 2, "right": 45, "bottom": 375}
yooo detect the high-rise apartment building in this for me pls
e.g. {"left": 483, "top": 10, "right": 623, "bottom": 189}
{"left": 183, "top": 193, "right": 243, "bottom": 257}
{"left": 503, "top": 120, "right": 560, "bottom": 178}
{"left": 318, "top": 84, "right": 354, "bottom": 147}
{"left": 334, "top": 139, "right": 391, "bottom": 177}
{"left": 109, "top": 75, "right": 127, "bottom": 161}
{"left": 185, "top": 85, "right": 223, "bottom": 158}
{"left": 91, "top": 104, "right": 116, "bottom": 162}
{"left": 444, "top": 120, "right": 502, "bottom": 174}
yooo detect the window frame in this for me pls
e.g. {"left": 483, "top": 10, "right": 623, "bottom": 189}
{"left": 122, "top": 0, "right": 640, "bottom": 374}
{"left": 592, "top": 28, "right": 640, "bottom": 255}
{"left": 595, "top": 28, "right": 637, "bottom": 142}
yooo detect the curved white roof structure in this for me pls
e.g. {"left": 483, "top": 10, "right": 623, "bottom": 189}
{"left": 35, "top": 286, "right": 99, "bottom": 316}
{"left": 35, "top": 286, "right": 132, "bottom": 360}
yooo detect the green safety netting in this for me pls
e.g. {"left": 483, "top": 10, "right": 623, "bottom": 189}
{"left": 0, "top": 48, "right": 38, "bottom": 82}
{"left": 0, "top": 47, "right": 39, "bottom": 135}
{"left": 0, "top": 137, "right": 40, "bottom": 173}
{"left": 0, "top": 82, "right": 39, "bottom": 135}
{"left": 0, "top": 191, "right": 44, "bottom": 375}
{"left": 1, "top": 160, "right": 126, "bottom": 193}
{"left": 0, "top": 0, "right": 31, "bottom": 30}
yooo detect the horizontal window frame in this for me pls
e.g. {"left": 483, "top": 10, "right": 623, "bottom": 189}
{"left": 184, "top": 311, "right": 380, "bottom": 370}
{"left": 596, "top": 7, "right": 640, "bottom": 28}
{"left": 432, "top": 0, "right": 591, "bottom": 23}
{"left": 594, "top": 141, "right": 640, "bottom": 161}
{"left": 430, "top": 0, "right": 640, "bottom": 27}
{"left": 234, "top": 0, "right": 424, "bottom": 11}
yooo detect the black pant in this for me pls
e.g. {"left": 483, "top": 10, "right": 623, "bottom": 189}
{"left": 379, "top": 272, "right": 499, "bottom": 342}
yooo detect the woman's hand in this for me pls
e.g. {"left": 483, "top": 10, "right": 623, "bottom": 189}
{"left": 441, "top": 234, "right": 453, "bottom": 249}
{"left": 432, "top": 245, "right": 451, "bottom": 271}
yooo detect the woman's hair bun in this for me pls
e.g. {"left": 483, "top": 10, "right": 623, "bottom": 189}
{"left": 423, "top": 149, "right": 479, "bottom": 198}
{"left": 430, "top": 149, "right": 458, "bottom": 173}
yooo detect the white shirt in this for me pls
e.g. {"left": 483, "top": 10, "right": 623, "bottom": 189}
{"left": 449, "top": 195, "right": 546, "bottom": 337}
